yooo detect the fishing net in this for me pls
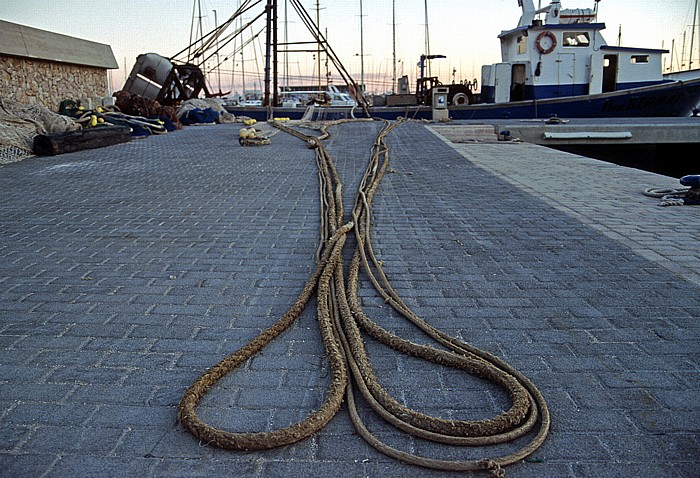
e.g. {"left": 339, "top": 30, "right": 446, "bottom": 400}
{"left": 0, "top": 96, "right": 80, "bottom": 165}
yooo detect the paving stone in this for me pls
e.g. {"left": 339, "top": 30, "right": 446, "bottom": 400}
{"left": 0, "top": 121, "right": 698, "bottom": 477}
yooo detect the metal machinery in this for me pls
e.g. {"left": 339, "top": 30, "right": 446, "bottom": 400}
{"left": 122, "top": 53, "right": 211, "bottom": 106}
{"left": 415, "top": 55, "right": 475, "bottom": 106}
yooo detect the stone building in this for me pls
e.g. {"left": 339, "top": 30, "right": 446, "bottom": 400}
{"left": 0, "top": 20, "right": 118, "bottom": 110}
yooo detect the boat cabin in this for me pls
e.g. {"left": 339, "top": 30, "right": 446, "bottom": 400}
{"left": 480, "top": 0, "right": 668, "bottom": 104}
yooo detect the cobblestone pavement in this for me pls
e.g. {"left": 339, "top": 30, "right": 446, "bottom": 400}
{"left": 1, "top": 122, "right": 698, "bottom": 477}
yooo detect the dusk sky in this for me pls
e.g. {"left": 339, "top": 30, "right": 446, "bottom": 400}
{"left": 2, "top": 0, "right": 699, "bottom": 94}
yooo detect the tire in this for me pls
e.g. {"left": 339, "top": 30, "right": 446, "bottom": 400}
{"left": 448, "top": 85, "right": 473, "bottom": 106}
{"left": 452, "top": 92, "right": 470, "bottom": 105}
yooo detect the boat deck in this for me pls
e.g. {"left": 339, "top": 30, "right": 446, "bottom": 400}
{"left": 1, "top": 121, "right": 698, "bottom": 477}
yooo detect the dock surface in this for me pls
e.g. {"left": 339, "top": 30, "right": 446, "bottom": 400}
{"left": 434, "top": 117, "right": 700, "bottom": 146}
{"left": 1, "top": 121, "right": 698, "bottom": 477}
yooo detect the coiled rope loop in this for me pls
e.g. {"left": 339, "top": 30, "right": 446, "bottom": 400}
{"left": 178, "top": 119, "right": 550, "bottom": 476}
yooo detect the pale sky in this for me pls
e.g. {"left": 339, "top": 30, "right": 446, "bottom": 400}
{"left": 2, "top": 0, "right": 699, "bottom": 95}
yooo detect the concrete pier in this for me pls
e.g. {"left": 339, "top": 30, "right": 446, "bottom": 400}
{"left": 1, "top": 122, "right": 698, "bottom": 477}
{"left": 434, "top": 117, "right": 700, "bottom": 146}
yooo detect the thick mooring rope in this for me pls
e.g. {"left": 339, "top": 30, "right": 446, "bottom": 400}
{"left": 177, "top": 119, "right": 550, "bottom": 476}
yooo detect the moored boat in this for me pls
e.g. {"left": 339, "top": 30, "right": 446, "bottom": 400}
{"left": 224, "top": 0, "right": 700, "bottom": 121}
{"left": 229, "top": 0, "right": 700, "bottom": 119}
{"left": 371, "top": 0, "right": 700, "bottom": 119}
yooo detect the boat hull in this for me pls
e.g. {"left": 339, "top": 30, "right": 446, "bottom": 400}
{"left": 225, "top": 78, "right": 700, "bottom": 121}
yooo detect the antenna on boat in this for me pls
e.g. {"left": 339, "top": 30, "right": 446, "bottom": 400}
{"left": 617, "top": 24, "right": 622, "bottom": 47}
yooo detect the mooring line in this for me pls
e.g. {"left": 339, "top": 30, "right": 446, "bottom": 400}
{"left": 177, "top": 119, "right": 549, "bottom": 476}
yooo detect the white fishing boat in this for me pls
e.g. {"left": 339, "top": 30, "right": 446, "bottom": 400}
{"left": 369, "top": 0, "right": 700, "bottom": 120}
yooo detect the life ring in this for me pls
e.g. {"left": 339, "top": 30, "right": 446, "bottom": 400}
{"left": 536, "top": 31, "right": 557, "bottom": 54}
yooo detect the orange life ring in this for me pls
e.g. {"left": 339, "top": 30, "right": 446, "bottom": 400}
{"left": 536, "top": 31, "right": 557, "bottom": 54}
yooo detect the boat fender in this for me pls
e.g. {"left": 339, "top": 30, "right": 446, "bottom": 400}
{"left": 680, "top": 175, "right": 700, "bottom": 189}
{"left": 536, "top": 31, "right": 557, "bottom": 54}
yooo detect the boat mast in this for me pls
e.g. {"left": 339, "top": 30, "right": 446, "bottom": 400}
{"left": 360, "top": 0, "right": 365, "bottom": 92}
{"left": 213, "top": 9, "right": 222, "bottom": 94}
{"left": 273, "top": 0, "right": 278, "bottom": 105}
{"left": 392, "top": 0, "right": 396, "bottom": 94}
{"left": 284, "top": 0, "right": 289, "bottom": 91}
{"left": 231, "top": 1, "right": 240, "bottom": 99}
{"left": 671, "top": 38, "right": 676, "bottom": 72}
{"left": 316, "top": 0, "right": 322, "bottom": 93}
{"left": 424, "top": 0, "right": 430, "bottom": 76}
{"left": 263, "top": 0, "right": 279, "bottom": 107}
{"left": 690, "top": 0, "right": 698, "bottom": 70}
{"left": 264, "top": 0, "right": 272, "bottom": 106}
{"left": 241, "top": 13, "right": 246, "bottom": 102}
{"left": 188, "top": 0, "right": 201, "bottom": 63}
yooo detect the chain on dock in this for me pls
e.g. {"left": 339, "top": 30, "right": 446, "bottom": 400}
{"left": 177, "top": 119, "right": 550, "bottom": 476}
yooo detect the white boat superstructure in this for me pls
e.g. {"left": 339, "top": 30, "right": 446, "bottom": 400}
{"left": 481, "top": 0, "right": 672, "bottom": 104}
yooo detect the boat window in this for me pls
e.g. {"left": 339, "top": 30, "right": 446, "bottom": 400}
{"left": 563, "top": 32, "right": 590, "bottom": 47}
{"left": 517, "top": 36, "right": 527, "bottom": 54}
{"left": 630, "top": 55, "right": 650, "bottom": 64}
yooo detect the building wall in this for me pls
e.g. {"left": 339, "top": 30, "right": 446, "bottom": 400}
{"left": 1, "top": 55, "right": 110, "bottom": 110}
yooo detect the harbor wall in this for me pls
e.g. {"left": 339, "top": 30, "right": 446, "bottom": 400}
{"left": 0, "top": 55, "right": 110, "bottom": 110}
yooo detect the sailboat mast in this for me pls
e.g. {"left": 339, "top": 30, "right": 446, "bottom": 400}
{"left": 273, "top": 0, "right": 278, "bottom": 105}
{"left": 392, "top": 0, "right": 396, "bottom": 94}
{"left": 263, "top": 0, "right": 279, "bottom": 107}
{"left": 360, "top": 0, "right": 365, "bottom": 92}
{"left": 424, "top": 0, "right": 431, "bottom": 76}
{"left": 241, "top": 8, "right": 246, "bottom": 100}
{"left": 213, "top": 9, "right": 222, "bottom": 94}
{"left": 691, "top": 0, "right": 698, "bottom": 70}
{"left": 284, "top": 0, "right": 289, "bottom": 90}
{"left": 316, "top": 0, "right": 322, "bottom": 93}
{"left": 264, "top": 0, "right": 273, "bottom": 106}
